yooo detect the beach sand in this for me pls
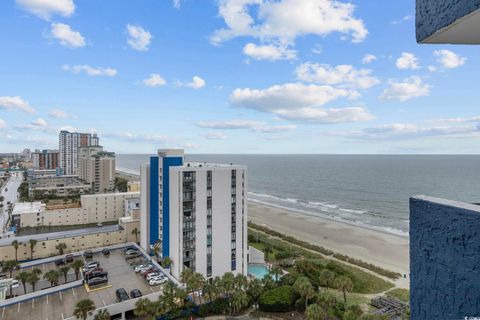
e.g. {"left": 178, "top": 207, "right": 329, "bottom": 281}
{"left": 248, "top": 202, "right": 409, "bottom": 281}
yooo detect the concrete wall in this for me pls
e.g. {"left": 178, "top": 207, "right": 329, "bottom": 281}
{"left": 410, "top": 195, "right": 480, "bottom": 319}
{"left": 416, "top": 0, "right": 480, "bottom": 42}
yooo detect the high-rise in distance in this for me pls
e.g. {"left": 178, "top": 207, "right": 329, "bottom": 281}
{"left": 59, "top": 130, "right": 99, "bottom": 175}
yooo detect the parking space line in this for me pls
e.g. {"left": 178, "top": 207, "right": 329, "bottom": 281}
{"left": 32, "top": 298, "right": 34, "bottom": 309}
{"left": 59, "top": 291, "right": 62, "bottom": 301}
{"left": 2, "top": 306, "right": 5, "bottom": 318}
{"left": 72, "top": 288, "right": 76, "bottom": 297}
{"left": 61, "top": 313, "right": 64, "bottom": 320}
{"left": 150, "top": 288, "right": 155, "bottom": 293}
{"left": 46, "top": 294, "right": 48, "bottom": 305}
{"left": 17, "top": 302, "right": 20, "bottom": 313}
{"left": 102, "top": 299, "right": 106, "bottom": 307}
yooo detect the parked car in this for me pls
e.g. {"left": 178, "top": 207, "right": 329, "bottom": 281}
{"left": 97, "top": 222, "right": 103, "bottom": 227}
{"left": 55, "top": 258, "right": 66, "bottom": 266}
{"left": 116, "top": 288, "right": 130, "bottom": 302}
{"left": 124, "top": 246, "right": 136, "bottom": 253}
{"left": 142, "top": 269, "right": 158, "bottom": 277}
{"left": 146, "top": 272, "right": 160, "bottom": 281}
{"left": 130, "top": 289, "right": 142, "bottom": 299}
{"left": 65, "top": 254, "right": 74, "bottom": 263}
{"left": 82, "top": 261, "right": 100, "bottom": 273}
{"left": 0, "top": 274, "right": 7, "bottom": 280}
{"left": 83, "top": 250, "right": 93, "bottom": 259}
{"left": 84, "top": 267, "right": 104, "bottom": 277}
{"left": 102, "top": 248, "right": 110, "bottom": 256}
{"left": 149, "top": 277, "right": 168, "bottom": 286}
{"left": 11, "top": 280, "right": 19, "bottom": 288}
{"left": 88, "top": 276, "right": 108, "bottom": 287}
{"left": 135, "top": 264, "right": 152, "bottom": 272}
{"left": 85, "top": 271, "right": 108, "bottom": 282}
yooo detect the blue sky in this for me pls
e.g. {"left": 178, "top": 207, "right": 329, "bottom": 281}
{"left": 1, "top": 0, "right": 479, "bottom": 154}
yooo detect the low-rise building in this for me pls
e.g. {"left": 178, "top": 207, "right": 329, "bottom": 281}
{"left": 12, "top": 192, "right": 140, "bottom": 228}
{"left": 28, "top": 175, "right": 91, "bottom": 198}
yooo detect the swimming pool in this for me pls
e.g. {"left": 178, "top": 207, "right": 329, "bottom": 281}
{"left": 248, "top": 264, "right": 270, "bottom": 279}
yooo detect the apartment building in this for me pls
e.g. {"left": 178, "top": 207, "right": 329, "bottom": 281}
{"left": 12, "top": 192, "right": 139, "bottom": 227}
{"left": 78, "top": 146, "right": 115, "bottom": 193}
{"left": 32, "top": 150, "right": 59, "bottom": 170}
{"left": 59, "top": 130, "right": 99, "bottom": 175}
{"left": 140, "top": 149, "right": 248, "bottom": 280}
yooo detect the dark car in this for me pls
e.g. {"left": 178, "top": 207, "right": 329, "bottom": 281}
{"left": 55, "top": 258, "right": 66, "bottom": 266}
{"left": 0, "top": 274, "right": 7, "bottom": 280}
{"left": 65, "top": 254, "right": 74, "bottom": 263}
{"left": 123, "top": 246, "right": 135, "bottom": 253}
{"left": 88, "top": 276, "right": 108, "bottom": 287}
{"left": 130, "top": 289, "right": 142, "bottom": 299}
{"left": 102, "top": 248, "right": 110, "bottom": 256}
{"left": 85, "top": 271, "right": 108, "bottom": 281}
{"left": 83, "top": 250, "right": 93, "bottom": 259}
{"left": 84, "top": 267, "right": 104, "bottom": 277}
{"left": 116, "top": 288, "right": 129, "bottom": 302}
{"left": 125, "top": 250, "right": 141, "bottom": 259}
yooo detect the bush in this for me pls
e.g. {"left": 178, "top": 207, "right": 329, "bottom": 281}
{"left": 198, "top": 298, "right": 229, "bottom": 316}
{"left": 259, "top": 286, "right": 297, "bottom": 312}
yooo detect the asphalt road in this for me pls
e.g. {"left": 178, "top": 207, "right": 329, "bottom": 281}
{"left": 0, "top": 173, "right": 22, "bottom": 233}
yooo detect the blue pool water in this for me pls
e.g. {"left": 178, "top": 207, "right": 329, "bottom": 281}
{"left": 248, "top": 264, "right": 269, "bottom": 279}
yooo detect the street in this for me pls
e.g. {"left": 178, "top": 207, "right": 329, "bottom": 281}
{"left": 0, "top": 173, "right": 23, "bottom": 233}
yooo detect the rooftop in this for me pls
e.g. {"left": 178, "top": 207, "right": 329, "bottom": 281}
{"left": 12, "top": 202, "right": 45, "bottom": 216}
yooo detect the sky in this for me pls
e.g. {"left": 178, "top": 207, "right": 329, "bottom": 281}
{"left": 1, "top": 0, "right": 480, "bottom": 154}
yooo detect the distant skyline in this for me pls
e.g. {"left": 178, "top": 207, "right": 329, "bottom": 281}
{"left": 1, "top": 0, "right": 479, "bottom": 154}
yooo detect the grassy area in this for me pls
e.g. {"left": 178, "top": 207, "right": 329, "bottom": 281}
{"left": 249, "top": 228, "right": 394, "bottom": 294}
{"left": 386, "top": 288, "right": 409, "bottom": 302}
{"left": 327, "top": 288, "right": 370, "bottom": 308}
{"left": 249, "top": 222, "right": 402, "bottom": 280}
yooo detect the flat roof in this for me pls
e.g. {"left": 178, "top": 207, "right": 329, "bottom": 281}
{"left": 12, "top": 202, "right": 45, "bottom": 215}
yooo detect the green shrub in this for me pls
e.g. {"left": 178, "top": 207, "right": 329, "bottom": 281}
{"left": 259, "top": 286, "right": 298, "bottom": 312}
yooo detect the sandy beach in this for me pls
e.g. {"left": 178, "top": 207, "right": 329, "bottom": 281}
{"left": 248, "top": 201, "right": 409, "bottom": 279}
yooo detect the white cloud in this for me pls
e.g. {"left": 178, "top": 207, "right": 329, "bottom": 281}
{"left": 295, "top": 62, "right": 379, "bottom": 89}
{"left": 173, "top": 0, "right": 182, "bottom": 8}
{"left": 312, "top": 45, "right": 323, "bottom": 55}
{"left": 427, "top": 65, "right": 437, "bottom": 72}
{"left": 390, "top": 14, "right": 413, "bottom": 25}
{"left": 230, "top": 83, "right": 371, "bottom": 123}
{"left": 63, "top": 64, "right": 118, "bottom": 77}
{"left": 379, "top": 77, "right": 431, "bottom": 102}
{"left": 126, "top": 24, "right": 152, "bottom": 51}
{"left": 434, "top": 49, "right": 466, "bottom": 69}
{"left": 362, "top": 54, "right": 376, "bottom": 64}
{"left": 0, "top": 119, "right": 6, "bottom": 130}
{"left": 32, "top": 118, "right": 48, "bottom": 127}
{"left": 396, "top": 52, "right": 420, "bottom": 70}
{"left": 243, "top": 43, "right": 297, "bottom": 61}
{"left": 180, "top": 76, "right": 206, "bottom": 89}
{"left": 16, "top": 0, "right": 75, "bottom": 20}
{"left": 330, "top": 123, "right": 479, "bottom": 140}
{"left": 196, "top": 119, "right": 296, "bottom": 132}
{"left": 210, "top": 0, "right": 368, "bottom": 45}
{"left": 0, "top": 96, "right": 35, "bottom": 113}
{"left": 49, "top": 109, "right": 70, "bottom": 119}
{"left": 143, "top": 74, "right": 167, "bottom": 87}
{"left": 202, "top": 132, "right": 228, "bottom": 140}
{"left": 49, "top": 22, "right": 85, "bottom": 48}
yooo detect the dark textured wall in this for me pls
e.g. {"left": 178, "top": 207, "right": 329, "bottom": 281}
{"left": 410, "top": 196, "right": 480, "bottom": 319}
{"left": 416, "top": 0, "right": 480, "bottom": 42}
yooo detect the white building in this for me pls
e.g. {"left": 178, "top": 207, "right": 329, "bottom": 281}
{"left": 78, "top": 146, "right": 116, "bottom": 193}
{"left": 59, "top": 130, "right": 99, "bottom": 176}
{"left": 140, "top": 149, "right": 248, "bottom": 280}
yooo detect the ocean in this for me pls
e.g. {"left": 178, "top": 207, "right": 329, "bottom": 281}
{"left": 116, "top": 154, "right": 480, "bottom": 236}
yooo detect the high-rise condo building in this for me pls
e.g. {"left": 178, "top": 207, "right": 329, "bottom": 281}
{"left": 140, "top": 149, "right": 248, "bottom": 280}
{"left": 32, "top": 149, "right": 59, "bottom": 170}
{"left": 59, "top": 130, "right": 99, "bottom": 175}
{"left": 78, "top": 146, "right": 115, "bottom": 194}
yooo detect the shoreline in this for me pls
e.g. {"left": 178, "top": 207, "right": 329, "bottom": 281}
{"left": 116, "top": 169, "right": 410, "bottom": 281}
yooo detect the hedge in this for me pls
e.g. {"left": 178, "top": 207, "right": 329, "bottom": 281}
{"left": 258, "top": 286, "right": 297, "bottom": 312}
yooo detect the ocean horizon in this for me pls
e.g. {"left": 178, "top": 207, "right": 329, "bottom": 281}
{"left": 117, "top": 154, "right": 480, "bottom": 237}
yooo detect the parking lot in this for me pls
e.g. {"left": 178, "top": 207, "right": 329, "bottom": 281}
{"left": 1, "top": 248, "right": 165, "bottom": 320}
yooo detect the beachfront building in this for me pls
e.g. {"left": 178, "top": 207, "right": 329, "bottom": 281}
{"left": 59, "top": 130, "right": 100, "bottom": 176}
{"left": 78, "top": 146, "right": 116, "bottom": 194}
{"left": 32, "top": 149, "right": 59, "bottom": 170}
{"left": 140, "top": 149, "right": 248, "bottom": 280}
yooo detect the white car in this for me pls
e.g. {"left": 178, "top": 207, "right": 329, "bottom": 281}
{"left": 146, "top": 273, "right": 160, "bottom": 281}
{"left": 11, "top": 280, "right": 19, "bottom": 288}
{"left": 135, "top": 264, "right": 150, "bottom": 272}
{"left": 149, "top": 277, "right": 167, "bottom": 286}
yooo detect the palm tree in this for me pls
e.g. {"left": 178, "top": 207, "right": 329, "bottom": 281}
{"left": 28, "top": 239, "right": 37, "bottom": 259}
{"left": 59, "top": 266, "right": 71, "bottom": 283}
{"left": 2, "top": 260, "right": 19, "bottom": 278}
{"left": 220, "top": 272, "right": 236, "bottom": 314}
{"left": 11, "top": 240, "right": 19, "bottom": 261}
{"left": 344, "top": 305, "right": 364, "bottom": 320}
{"left": 93, "top": 309, "right": 111, "bottom": 320}
{"left": 16, "top": 271, "right": 29, "bottom": 295}
{"left": 131, "top": 227, "right": 139, "bottom": 243}
{"left": 318, "top": 292, "right": 336, "bottom": 320}
{"left": 294, "top": 276, "right": 314, "bottom": 313}
{"left": 320, "top": 269, "right": 335, "bottom": 291}
{"left": 161, "top": 282, "right": 177, "bottom": 312}
{"left": 74, "top": 299, "right": 96, "bottom": 320}
{"left": 152, "top": 245, "right": 161, "bottom": 262}
{"left": 203, "top": 281, "right": 218, "bottom": 303}
{"left": 264, "top": 246, "right": 273, "bottom": 262}
{"left": 72, "top": 259, "right": 84, "bottom": 280}
{"left": 174, "top": 287, "right": 187, "bottom": 308}
{"left": 44, "top": 270, "right": 61, "bottom": 287}
{"left": 270, "top": 265, "right": 282, "bottom": 283}
{"left": 162, "top": 256, "right": 172, "bottom": 269}
{"left": 306, "top": 303, "right": 325, "bottom": 320}
{"left": 232, "top": 290, "right": 249, "bottom": 314}
{"left": 188, "top": 272, "right": 205, "bottom": 299}
{"left": 27, "top": 268, "right": 42, "bottom": 292}
{"left": 180, "top": 268, "right": 193, "bottom": 288}
{"left": 246, "top": 278, "right": 264, "bottom": 304}
{"left": 55, "top": 242, "right": 67, "bottom": 255}
{"left": 134, "top": 298, "right": 161, "bottom": 320}
{"left": 335, "top": 276, "right": 353, "bottom": 305}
